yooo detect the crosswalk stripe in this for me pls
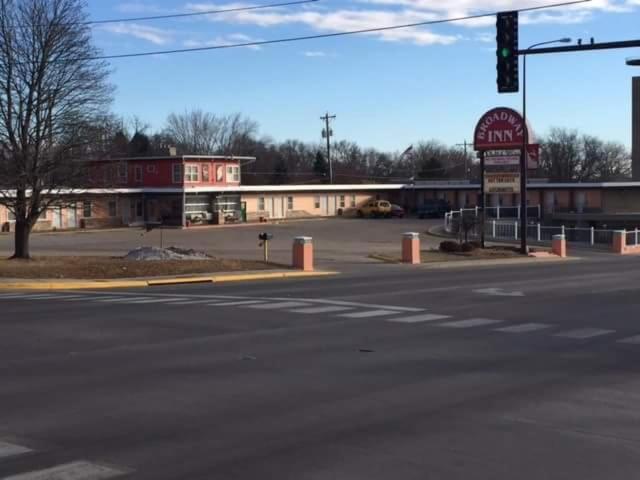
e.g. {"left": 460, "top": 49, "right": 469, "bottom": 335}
{"left": 95, "top": 297, "right": 151, "bottom": 303}
{"left": 338, "top": 310, "right": 398, "bottom": 319}
{"left": 0, "top": 441, "right": 31, "bottom": 459}
{"left": 213, "top": 300, "right": 268, "bottom": 307}
{"left": 288, "top": 306, "right": 354, "bottom": 314}
{"left": 164, "top": 299, "right": 224, "bottom": 305}
{"left": 2, "top": 460, "right": 125, "bottom": 480}
{"left": 618, "top": 335, "right": 640, "bottom": 344}
{"left": 554, "top": 328, "right": 616, "bottom": 339}
{"left": 439, "top": 318, "right": 503, "bottom": 328}
{"left": 121, "top": 297, "right": 189, "bottom": 304}
{"left": 495, "top": 323, "right": 553, "bottom": 333}
{"left": 61, "top": 296, "right": 118, "bottom": 302}
{"left": 386, "top": 313, "right": 451, "bottom": 324}
{"left": 247, "top": 301, "right": 310, "bottom": 310}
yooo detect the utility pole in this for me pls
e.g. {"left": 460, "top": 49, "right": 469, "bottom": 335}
{"left": 455, "top": 140, "right": 472, "bottom": 179}
{"left": 321, "top": 113, "right": 336, "bottom": 184}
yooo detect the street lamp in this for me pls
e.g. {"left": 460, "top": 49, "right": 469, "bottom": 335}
{"left": 520, "top": 37, "right": 572, "bottom": 254}
{"left": 400, "top": 145, "right": 414, "bottom": 180}
{"left": 627, "top": 57, "right": 640, "bottom": 66}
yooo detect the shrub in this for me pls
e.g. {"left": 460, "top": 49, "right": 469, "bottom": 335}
{"left": 440, "top": 240, "right": 461, "bottom": 253}
{"left": 460, "top": 242, "right": 476, "bottom": 253}
{"left": 468, "top": 241, "right": 482, "bottom": 249}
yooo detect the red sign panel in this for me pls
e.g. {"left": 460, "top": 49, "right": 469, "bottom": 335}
{"left": 474, "top": 107, "right": 529, "bottom": 151}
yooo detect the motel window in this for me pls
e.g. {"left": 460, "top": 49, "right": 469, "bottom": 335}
{"left": 350, "top": 195, "right": 356, "bottom": 208}
{"left": 134, "top": 166, "right": 143, "bottom": 183}
{"left": 202, "top": 165, "right": 210, "bottom": 182}
{"left": 287, "top": 196, "right": 294, "bottom": 210}
{"left": 83, "top": 201, "right": 92, "bottom": 218}
{"left": 258, "top": 197, "right": 265, "bottom": 211}
{"left": 339, "top": 195, "right": 345, "bottom": 208}
{"left": 108, "top": 201, "right": 117, "bottom": 217}
{"left": 117, "top": 163, "right": 128, "bottom": 183}
{"left": 172, "top": 164, "right": 183, "bottom": 183}
{"left": 314, "top": 196, "right": 320, "bottom": 209}
{"left": 227, "top": 165, "right": 240, "bottom": 182}
{"left": 185, "top": 165, "right": 199, "bottom": 182}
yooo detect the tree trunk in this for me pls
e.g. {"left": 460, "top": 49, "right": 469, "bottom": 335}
{"left": 12, "top": 219, "right": 32, "bottom": 259}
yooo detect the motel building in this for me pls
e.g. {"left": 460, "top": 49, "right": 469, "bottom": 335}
{"left": 3, "top": 154, "right": 640, "bottom": 232}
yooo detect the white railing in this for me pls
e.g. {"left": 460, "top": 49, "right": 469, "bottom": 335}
{"left": 626, "top": 229, "right": 640, "bottom": 247}
{"left": 444, "top": 205, "right": 542, "bottom": 234}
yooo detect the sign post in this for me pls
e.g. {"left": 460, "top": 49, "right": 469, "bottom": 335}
{"left": 474, "top": 107, "right": 534, "bottom": 254}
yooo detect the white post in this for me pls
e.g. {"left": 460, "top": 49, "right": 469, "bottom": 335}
{"left": 538, "top": 205, "right": 541, "bottom": 219}
{"left": 590, "top": 226, "right": 595, "bottom": 246}
{"left": 497, "top": 205, "right": 501, "bottom": 219}
{"left": 515, "top": 221, "right": 518, "bottom": 240}
{"left": 492, "top": 220, "right": 496, "bottom": 238}
{"left": 636, "top": 228, "right": 638, "bottom": 246}
{"left": 475, "top": 206, "right": 479, "bottom": 217}
{"left": 537, "top": 223, "right": 541, "bottom": 242}
{"left": 561, "top": 225, "right": 565, "bottom": 236}
{"left": 517, "top": 205, "right": 521, "bottom": 219}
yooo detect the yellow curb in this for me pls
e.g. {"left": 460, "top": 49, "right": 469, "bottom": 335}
{"left": 211, "top": 270, "right": 337, "bottom": 283}
{"left": 0, "top": 270, "right": 339, "bottom": 291}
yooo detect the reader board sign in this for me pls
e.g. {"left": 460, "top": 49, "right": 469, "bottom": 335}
{"left": 484, "top": 172, "right": 521, "bottom": 194}
{"left": 485, "top": 155, "right": 520, "bottom": 166}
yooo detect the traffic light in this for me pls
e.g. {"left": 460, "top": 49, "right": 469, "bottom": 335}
{"left": 496, "top": 11, "right": 519, "bottom": 93}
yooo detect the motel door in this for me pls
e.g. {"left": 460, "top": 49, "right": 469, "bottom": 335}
{"left": 67, "top": 205, "right": 77, "bottom": 229}
{"left": 320, "top": 196, "right": 328, "bottom": 216}
{"left": 51, "top": 208, "right": 62, "bottom": 229}
{"left": 271, "top": 197, "right": 285, "bottom": 219}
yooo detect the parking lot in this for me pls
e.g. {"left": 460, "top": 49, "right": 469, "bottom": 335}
{"left": 0, "top": 217, "right": 442, "bottom": 269}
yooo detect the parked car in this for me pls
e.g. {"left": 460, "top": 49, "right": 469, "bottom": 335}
{"left": 358, "top": 200, "right": 392, "bottom": 218}
{"left": 390, "top": 204, "right": 405, "bottom": 218}
{"left": 417, "top": 199, "right": 450, "bottom": 219}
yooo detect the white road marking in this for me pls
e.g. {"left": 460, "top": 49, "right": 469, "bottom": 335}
{"left": 495, "top": 323, "right": 553, "bottom": 333}
{"left": 439, "top": 318, "right": 503, "bottom": 328}
{"left": 16, "top": 294, "right": 68, "bottom": 300}
{"left": 288, "top": 306, "right": 354, "bottom": 314}
{"left": 618, "top": 335, "right": 640, "bottom": 344}
{"left": 121, "top": 298, "right": 189, "bottom": 304}
{"left": 60, "top": 296, "right": 119, "bottom": 302}
{"left": 163, "top": 299, "right": 224, "bottom": 305}
{"left": 386, "top": 313, "right": 451, "bottom": 324}
{"left": 2, "top": 461, "right": 125, "bottom": 480}
{"left": 268, "top": 297, "right": 424, "bottom": 312}
{"left": 247, "top": 301, "right": 310, "bottom": 310}
{"left": 474, "top": 288, "right": 524, "bottom": 297}
{"left": 338, "top": 310, "right": 399, "bottom": 319}
{"left": 0, "top": 441, "right": 31, "bottom": 459}
{"left": 95, "top": 297, "right": 151, "bottom": 303}
{"left": 554, "top": 328, "right": 616, "bottom": 340}
{"left": 213, "top": 300, "right": 268, "bottom": 307}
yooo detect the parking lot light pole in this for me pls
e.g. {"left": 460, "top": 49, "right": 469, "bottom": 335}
{"left": 521, "top": 37, "right": 571, "bottom": 254}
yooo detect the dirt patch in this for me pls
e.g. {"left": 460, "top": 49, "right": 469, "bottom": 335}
{"left": 0, "top": 256, "right": 278, "bottom": 279}
{"left": 422, "top": 246, "right": 523, "bottom": 262}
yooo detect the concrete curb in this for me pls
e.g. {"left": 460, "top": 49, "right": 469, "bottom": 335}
{"left": 0, "top": 270, "right": 338, "bottom": 291}
{"left": 417, "top": 256, "right": 580, "bottom": 270}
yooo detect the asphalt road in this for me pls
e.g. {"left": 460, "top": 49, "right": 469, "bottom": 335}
{"left": 3, "top": 257, "right": 640, "bottom": 479}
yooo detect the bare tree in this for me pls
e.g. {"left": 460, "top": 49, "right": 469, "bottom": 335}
{"left": 164, "top": 109, "right": 257, "bottom": 155}
{"left": 0, "top": 0, "right": 112, "bottom": 258}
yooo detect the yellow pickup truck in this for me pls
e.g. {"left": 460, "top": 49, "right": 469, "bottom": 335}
{"left": 357, "top": 200, "right": 392, "bottom": 218}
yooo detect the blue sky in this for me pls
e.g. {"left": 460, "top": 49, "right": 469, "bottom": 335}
{"left": 88, "top": 0, "right": 640, "bottom": 152}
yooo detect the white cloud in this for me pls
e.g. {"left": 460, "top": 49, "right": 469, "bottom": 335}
{"left": 304, "top": 50, "right": 326, "bottom": 56}
{"left": 184, "top": 33, "right": 263, "bottom": 50}
{"left": 100, "top": 23, "right": 173, "bottom": 45}
{"left": 116, "top": 2, "right": 171, "bottom": 14}
{"left": 186, "top": 3, "right": 458, "bottom": 46}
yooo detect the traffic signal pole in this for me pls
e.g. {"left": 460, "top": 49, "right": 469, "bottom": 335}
{"left": 520, "top": 53, "right": 528, "bottom": 254}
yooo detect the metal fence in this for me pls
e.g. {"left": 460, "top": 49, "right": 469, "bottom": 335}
{"left": 444, "top": 206, "right": 635, "bottom": 249}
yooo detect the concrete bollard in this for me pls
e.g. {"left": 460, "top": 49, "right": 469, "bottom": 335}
{"left": 552, "top": 234, "right": 567, "bottom": 258}
{"left": 612, "top": 230, "right": 626, "bottom": 254}
{"left": 292, "top": 236, "right": 314, "bottom": 271}
{"left": 402, "top": 232, "right": 421, "bottom": 265}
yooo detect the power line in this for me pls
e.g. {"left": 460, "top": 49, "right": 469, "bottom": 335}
{"left": 62, "top": 0, "right": 591, "bottom": 61}
{"left": 5, "top": 0, "right": 319, "bottom": 27}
